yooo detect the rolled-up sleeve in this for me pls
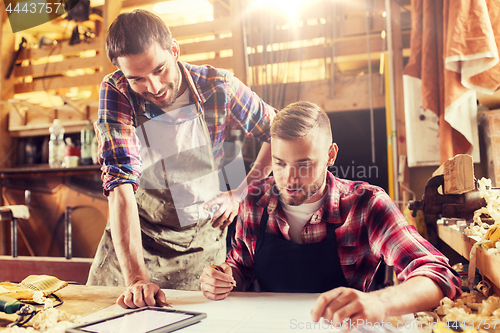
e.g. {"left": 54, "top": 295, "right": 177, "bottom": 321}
{"left": 95, "top": 80, "right": 142, "bottom": 196}
{"left": 368, "top": 192, "right": 462, "bottom": 300}
{"left": 226, "top": 73, "right": 277, "bottom": 143}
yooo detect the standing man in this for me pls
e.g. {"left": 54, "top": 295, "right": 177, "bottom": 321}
{"left": 87, "top": 9, "right": 276, "bottom": 309}
{"left": 200, "top": 101, "right": 461, "bottom": 326}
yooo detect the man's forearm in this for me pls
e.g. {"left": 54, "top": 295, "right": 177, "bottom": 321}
{"left": 108, "top": 184, "right": 149, "bottom": 286}
{"left": 372, "top": 276, "right": 444, "bottom": 317}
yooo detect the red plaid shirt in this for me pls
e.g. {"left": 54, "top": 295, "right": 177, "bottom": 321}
{"left": 227, "top": 171, "right": 461, "bottom": 299}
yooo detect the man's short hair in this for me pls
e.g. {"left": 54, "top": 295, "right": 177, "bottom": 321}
{"left": 271, "top": 101, "right": 333, "bottom": 142}
{"left": 106, "top": 9, "right": 173, "bottom": 66}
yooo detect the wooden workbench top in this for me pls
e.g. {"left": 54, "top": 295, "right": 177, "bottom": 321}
{"left": 0, "top": 285, "right": 123, "bottom": 330}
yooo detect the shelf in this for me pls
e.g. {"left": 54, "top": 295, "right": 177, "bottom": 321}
{"left": 437, "top": 221, "right": 500, "bottom": 292}
{"left": 8, "top": 102, "right": 99, "bottom": 138}
{"left": 9, "top": 120, "right": 93, "bottom": 137}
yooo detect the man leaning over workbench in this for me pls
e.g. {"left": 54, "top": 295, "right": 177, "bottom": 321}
{"left": 200, "top": 101, "right": 461, "bottom": 326}
{"left": 87, "top": 9, "right": 277, "bottom": 308}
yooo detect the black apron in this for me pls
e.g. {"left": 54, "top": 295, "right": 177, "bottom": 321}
{"left": 253, "top": 205, "right": 349, "bottom": 293}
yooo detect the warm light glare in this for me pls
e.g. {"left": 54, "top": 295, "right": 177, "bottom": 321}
{"left": 153, "top": 0, "right": 212, "bottom": 14}
{"left": 250, "top": 0, "right": 308, "bottom": 20}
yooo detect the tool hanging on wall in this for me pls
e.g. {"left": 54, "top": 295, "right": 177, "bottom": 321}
{"left": 6, "top": 37, "right": 27, "bottom": 79}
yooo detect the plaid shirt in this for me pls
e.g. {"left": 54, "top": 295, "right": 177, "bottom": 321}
{"left": 227, "top": 171, "right": 461, "bottom": 299}
{"left": 95, "top": 62, "right": 276, "bottom": 195}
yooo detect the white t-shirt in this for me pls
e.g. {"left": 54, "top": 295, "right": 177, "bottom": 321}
{"left": 161, "top": 87, "right": 191, "bottom": 120}
{"left": 279, "top": 192, "right": 327, "bottom": 244}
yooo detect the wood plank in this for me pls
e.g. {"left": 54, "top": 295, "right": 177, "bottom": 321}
{"left": 230, "top": 0, "right": 247, "bottom": 83}
{"left": 246, "top": 10, "right": 411, "bottom": 40}
{"left": 17, "top": 37, "right": 103, "bottom": 61}
{"left": 186, "top": 57, "right": 233, "bottom": 70}
{"left": 476, "top": 249, "right": 500, "bottom": 295}
{"left": 179, "top": 37, "right": 232, "bottom": 56}
{"left": 14, "top": 72, "right": 104, "bottom": 94}
{"left": 437, "top": 222, "right": 500, "bottom": 292}
{"left": 437, "top": 223, "right": 476, "bottom": 259}
{"left": 56, "top": 284, "right": 123, "bottom": 317}
{"left": 390, "top": 0, "right": 408, "bottom": 209}
{"left": 14, "top": 56, "right": 103, "bottom": 78}
{"left": 248, "top": 35, "right": 390, "bottom": 67}
{"left": 0, "top": 256, "right": 94, "bottom": 284}
{"left": 170, "top": 19, "right": 231, "bottom": 39}
{"left": 0, "top": 2, "right": 16, "bottom": 250}
{"left": 248, "top": 29, "right": 410, "bottom": 60}
{"left": 432, "top": 154, "right": 475, "bottom": 195}
{"left": 102, "top": 0, "right": 121, "bottom": 75}
{"left": 251, "top": 74, "right": 385, "bottom": 112}
{"left": 0, "top": 284, "right": 122, "bottom": 328}
{"left": 9, "top": 120, "right": 96, "bottom": 137}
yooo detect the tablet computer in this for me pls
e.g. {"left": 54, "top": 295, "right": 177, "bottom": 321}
{"left": 66, "top": 307, "right": 207, "bottom": 333}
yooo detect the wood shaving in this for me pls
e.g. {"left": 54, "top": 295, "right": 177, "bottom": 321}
{"left": 32, "top": 291, "right": 45, "bottom": 305}
{"left": 434, "top": 291, "right": 500, "bottom": 329}
{"left": 474, "top": 178, "right": 500, "bottom": 225}
{"left": 2, "top": 297, "right": 81, "bottom": 332}
{"left": 465, "top": 224, "right": 489, "bottom": 237}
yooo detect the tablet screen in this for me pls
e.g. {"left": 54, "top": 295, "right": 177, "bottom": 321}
{"left": 80, "top": 308, "right": 194, "bottom": 333}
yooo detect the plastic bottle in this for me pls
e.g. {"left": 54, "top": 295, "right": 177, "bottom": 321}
{"left": 48, "top": 119, "right": 65, "bottom": 168}
{"left": 80, "top": 120, "right": 94, "bottom": 165}
{"left": 91, "top": 135, "right": 98, "bottom": 165}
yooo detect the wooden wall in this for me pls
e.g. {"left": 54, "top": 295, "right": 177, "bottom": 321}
{"left": 0, "top": 0, "right": 410, "bottom": 257}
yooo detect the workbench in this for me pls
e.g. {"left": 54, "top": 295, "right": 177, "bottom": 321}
{"left": 0, "top": 285, "right": 417, "bottom": 333}
{"left": 437, "top": 221, "right": 500, "bottom": 294}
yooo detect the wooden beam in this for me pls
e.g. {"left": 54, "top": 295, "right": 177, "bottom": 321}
{"left": 17, "top": 37, "right": 103, "bottom": 61}
{"left": 183, "top": 57, "right": 233, "bottom": 70}
{"left": 230, "top": 0, "right": 247, "bottom": 83}
{"left": 391, "top": 0, "right": 408, "bottom": 208}
{"left": 121, "top": 0, "right": 163, "bottom": 9}
{"left": 14, "top": 72, "right": 104, "bottom": 94}
{"left": 170, "top": 19, "right": 231, "bottom": 40}
{"left": 248, "top": 28, "right": 411, "bottom": 59}
{"left": 181, "top": 32, "right": 410, "bottom": 71}
{"left": 432, "top": 154, "right": 475, "bottom": 194}
{"left": 179, "top": 37, "right": 232, "bottom": 57}
{"left": 0, "top": 2, "right": 16, "bottom": 253}
{"left": 246, "top": 6, "right": 410, "bottom": 39}
{"left": 101, "top": 0, "right": 121, "bottom": 75}
{"left": 0, "top": 4, "right": 15, "bottom": 168}
{"left": 248, "top": 35, "right": 392, "bottom": 66}
{"left": 438, "top": 223, "right": 500, "bottom": 294}
{"left": 251, "top": 73, "right": 385, "bottom": 112}
{"left": 0, "top": 256, "right": 93, "bottom": 284}
{"left": 14, "top": 56, "right": 103, "bottom": 78}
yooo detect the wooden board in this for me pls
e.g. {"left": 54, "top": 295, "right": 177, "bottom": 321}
{"left": 0, "top": 256, "right": 94, "bottom": 285}
{"left": 432, "top": 154, "right": 475, "bottom": 195}
{"left": 437, "top": 222, "right": 500, "bottom": 292}
{"left": 437, "top": 222, "right": 477, "bottom": 259}
{"left": 250, "top": 74, "right": 385, "bottom": 112}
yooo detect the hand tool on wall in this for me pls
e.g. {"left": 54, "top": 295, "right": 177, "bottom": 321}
{"left": 6, "top": 37, "right": 27, "bottom": 80}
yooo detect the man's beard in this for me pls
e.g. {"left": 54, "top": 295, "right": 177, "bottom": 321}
{"left": 279, "top": 170, "right": 326, "bottom": 206}
{"left": 142, "top": 66, "right": 181, "bottom": 108}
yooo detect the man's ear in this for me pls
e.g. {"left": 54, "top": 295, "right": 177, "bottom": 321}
{"left": 171, "top": 39, "right": 181, "bottom": 60}
{"left": 327, "top": 143, "right": 338, "bottom": 166}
